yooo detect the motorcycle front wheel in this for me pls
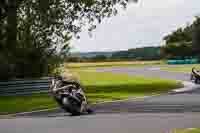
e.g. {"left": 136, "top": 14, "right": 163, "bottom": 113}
{"left": 62, "top": 97, "right": 82, "bottom": 116}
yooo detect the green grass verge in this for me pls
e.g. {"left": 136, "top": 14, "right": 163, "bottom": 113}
{"left": 0, "top": 93, "right": 57, "bottom": 115}
{"left": 66, "top": 61, "right": 164, "bottom": 68}
{"left": 0, "top": 68, "right": 182, "bottom": 115}
{"left": 72, "top": 69, "right": 182, "bottom": 103}
{"left": 172, "top": 128, "right": 200, "bottom": 133}
{"left": 161, "top": 64, "right": 200, "bottom": 73}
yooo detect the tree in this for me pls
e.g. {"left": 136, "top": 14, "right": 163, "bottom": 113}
{"left": 161, "top": 42, "right": 193, "bottom": 59}
{"left": 192, "top": 16, "right": 200, "bottom": 57}
{"left": 111, "top": 47, "right": 162, "bottom": 60}
{"left": 162, "top": 16, "right": 200, "bottom": 59}
{"left": 0, "top": 0, "right": 138, "bottom": 79}
{"left": 164, "top": 27, "right": 192, "bottom": 44}
{"left": 0, "top": 0, "right": 18, "bottom": 79}
{"left": 91, "top": 55, "right": 108, "bottom": 61}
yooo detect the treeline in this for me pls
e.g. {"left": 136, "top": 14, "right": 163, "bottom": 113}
{"left": 67, "top": 46, "right": 163, "bottom": 62}
{"left": 112, "top": 47, "right": 162, "bottom": 60}
{"left": 0, "top": 0, "right": 71, "bottom": 80}
{"left": 161, "top": 16, "right": 200, "bottom": 59}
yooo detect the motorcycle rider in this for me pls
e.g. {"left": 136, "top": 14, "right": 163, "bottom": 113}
{"left": 50, "top": 75, "right": 93, "bottom": 115}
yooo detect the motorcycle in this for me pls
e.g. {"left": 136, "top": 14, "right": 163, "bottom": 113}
{"left": 50, "top": 76, "right": 93, "bottom": 115}
{"left": 191, "top": 67, "right": 200, "bottom": 84}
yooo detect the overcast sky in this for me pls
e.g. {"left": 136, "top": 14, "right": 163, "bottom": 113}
{"left": 71, "top": 0, "right": 200, "bottom": 52}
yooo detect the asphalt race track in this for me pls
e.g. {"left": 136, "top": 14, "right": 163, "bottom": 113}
{"left": 96, "top": 66, "right": 190, "bottom": 81}
{"left": 1, "top": 113, "right": 200, "bottom": 133}
{"left": 1, "top": 67, "right": 200, "bottom": 133}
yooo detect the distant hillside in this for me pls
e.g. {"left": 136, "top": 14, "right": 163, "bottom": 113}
{"left": 71, "top": 51, "right": 113, "bottom": 58}
{"left": 115, "top": 46, "right": 162, "bottom": 60}
{"left": 70, "top": 46, "right": 162, "bottom": 61}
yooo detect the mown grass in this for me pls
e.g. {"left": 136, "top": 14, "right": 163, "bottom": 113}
{"left": 71, "top": 68, "right": 182, "bottom": 103}
{"left": 0, "top": 67, "right": 181, "bottom": 115}
{"left": 0, "top": 93, "right": 57, "bottom": 115}
{"left": 66, "top": 60, "right": 164, "bottom": 68}
{"left": 172, "top": 128, "right": 200, "bottom": 133}
{"left": 161, "top": 64, "right": 200, "bottom": 73}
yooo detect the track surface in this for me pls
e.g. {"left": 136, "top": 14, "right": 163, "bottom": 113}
{"left": 1, "top": 66, "right": 200, "bottom": 133}
{"left": 96, "top": 66, "right": 190, "bottom": 81}
{"left": 1, "top": 113, "right": 200, "bottom": 133}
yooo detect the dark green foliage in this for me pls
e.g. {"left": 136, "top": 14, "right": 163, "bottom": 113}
{"left": 161, "top": 42, "right": 193, "bottom": 59}
{"left": 0, "top": 0, "right": 138, "bottom": 79}
{"left": 69, "top": 47, "right": 162, "bottom": 62}
{"left": 111, "top": 47, "right": 162, "bottom": 60}
{"left": 90, "top": 55, "right": 108, "bottom": 61}
{"left": 162, "top": 16, "right": 200, "bottom": 59}
{"left": 128, "top": 47, "right": 162, "bottom": 60}
{"left": 164, "top": 27, "right": 192, "bottom": 44}
{"left": 0, "top": 0, "right": 17, "bottom": 80}
{"left": 192, "top": 17, "right": 200, "bottom": 57}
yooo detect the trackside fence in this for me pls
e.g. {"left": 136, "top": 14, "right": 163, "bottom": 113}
{"left": 0, "top": 78, "right": 51, "bottom": 96}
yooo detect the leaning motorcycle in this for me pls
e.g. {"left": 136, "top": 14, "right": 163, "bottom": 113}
{"left": 50, "top": 76, "right": 93, "bottom": 115}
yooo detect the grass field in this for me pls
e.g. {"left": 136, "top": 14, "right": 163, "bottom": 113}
{"left": 0, "top": 93, "right": 57, "bottom": 115}
{"left": 0, "top": 65, "right": 181, "bottom": 115}
{"left": 71, "top": 68, "right": 182, "bottom": 103}
{"left": 172, "top": 128, "right": 200, "bottom": 133}
{"left": 66, "top": 60, "right": 164, "bottom": 68}
{"left": 66, "top": 61, "right": 200, "bottom": 74}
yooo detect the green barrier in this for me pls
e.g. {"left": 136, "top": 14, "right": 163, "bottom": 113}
{"left": 191, "top": 59, "right": 198, "bottom": 64}
{"left": 167, "top": 60, "right": 176, "bottom": 64}
{"left": 167, "top": 59, "right": 199, "bottom": 65}
{"left": 177, "top": 60, "right": 185, "bottom": 64}
{"left": 185, "top": 59, "right": 191, "bottom": 64}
